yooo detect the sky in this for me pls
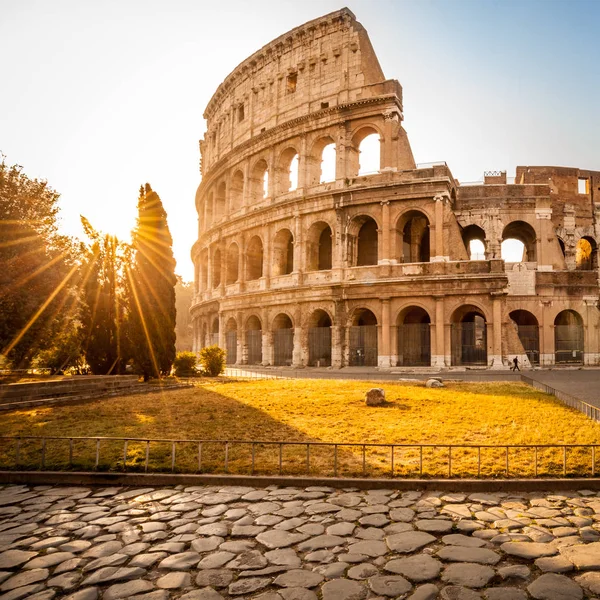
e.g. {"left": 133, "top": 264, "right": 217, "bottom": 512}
{"left": 1, "top": 0, "right": 598, "bottom": 281}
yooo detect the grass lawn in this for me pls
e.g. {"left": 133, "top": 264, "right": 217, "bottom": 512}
{"left": 1, "top": 378, "right": 598, "bottom": 477}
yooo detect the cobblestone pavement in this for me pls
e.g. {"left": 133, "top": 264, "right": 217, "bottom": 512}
{"left": 1, "top": 485, "right": 600, "bottom": 600}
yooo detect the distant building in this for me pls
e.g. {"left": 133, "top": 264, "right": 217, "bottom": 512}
{"left": 191, "top": 8, "right": 599, "bottom": 369}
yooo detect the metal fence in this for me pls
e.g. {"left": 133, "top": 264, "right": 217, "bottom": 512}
{"left": 273, "top": 329, "right": 294, "bottom": 366}
{"left": 1, "top": 435, "right": 598, "bottom": 478}
{"left": 246, "top": 330, "right": 262, "bottom": 365}
{"left": 308, "top": 327, "right": 332, "bottom": 367}
{"left": 555, "top": 325, "right": 584, "bottom": 364}
{"left": 516, "top": 325, "right": 540, "bottom": 365}
{"left": 521, "top": 375, "right": 600, "bottom": 423}
{"left": 397, "top": 324, "right": 431, "bottom": 366}
{"left": 225, "top": 332, "right": 237, "bottom": 364}
{"left": 451, "top": 323, "right": 487, "bottom": 366}
{"left": 349, "top": 325, "right": 378, "bottom": 366}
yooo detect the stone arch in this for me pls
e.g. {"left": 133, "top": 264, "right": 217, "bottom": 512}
{"left": 212, "top": 247, "right": 222, "bottom": 288}
{"left": 230, "top": 169, "right": 244, "bottom": 212}
{"left": 461, "top": 224, "right": 487, "bottom": 260}
{"left": 554, "top": 309, "right": 584, "bottom": 364}
{"left": 211, "top": 317, "right": 220, "bottom": 346}
{"left": 272, "top": 312, "right": 294, "bottom": 366}
{"left": 501, "top": 220, "right": 537, "bottom": 263}
{"left": 245, "top": 314, "right": 262, "bottom": 365}
{"left": 396, "top": 209, "right": 430, "bottom": 263}
{"left": 397, "top": 306, "right": 431, "bottom": 366}
{"left": 576, "top": 236, "right": 597, "bottom": 270}
{"left": 509, "top": 309, "right": 540, "bottom": 366}
{"left": 225, "top": 317, "right": 237, "bottom": 364}
{"left": 205, "top": 191, "right": 214, "bottom": 229}
{"left": 200, "top": 248, "right": 208, "bottom": 292}
{"left": 451, "top": 304, "right": 487, "bottom": 366}
{"left": 245, "top": 235, "right": 264, "bottom": 280}
{"left": 226, "top": 242, "right": 239, "bottom": 285}
{"left": 351, "top": 125, "right": 382, "bottom": 176}
{"left": 306, "top": 220, "right": 333, "bottom": 271}
{"left": 276, "top": 147, "right": 299, "bottom": 195}
{"left": 250, "top": 159, "right": 269, "bottom": 202}
{"left": 349, "top": 308, "right": 378, "bottom": 366}
{"left": 308, "top": 309, "right": 332, "bottom": 367}
{"left": 309, "top": 136, "right": 336, "bottom": 185}
{"left": 273, "top": 228, "right": 294, "bottom": 276}
{"left": 348, "top": 215, "right": 378, "bottom": 266}
{"left": 215, "top": 181, "right": 226, "bottom": 221}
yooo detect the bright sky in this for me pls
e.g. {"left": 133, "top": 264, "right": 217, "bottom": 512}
{"left": 1, "top": 0, "right": 598, "bottom": 280}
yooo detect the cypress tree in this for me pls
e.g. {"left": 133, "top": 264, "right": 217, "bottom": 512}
{"left": 128, "top": 184, "right": 177, "bottom": 379}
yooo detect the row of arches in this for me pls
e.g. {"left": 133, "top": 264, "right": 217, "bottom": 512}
{"left": 462, "top": 221, "right": 598, "bottom": 269}
{"left": 196, "top": 308, "right": 587, "bottom": 368}
{"left": 198, "top": 129, "right": 381, "bottom": 232}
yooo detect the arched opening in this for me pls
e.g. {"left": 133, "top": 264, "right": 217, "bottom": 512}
{"left": 349, "top": 308, "right": 378, "bottom": 366}
{"left": 277, "top": 148, "right": 299, "bottom": 195}
{"left": 225, "top": 318, "right": 237, "bottom": 364}
{"left": 273, "top": 313, "right": 294, "bottom": 366}
{"left": 576, "top": 237, "right": 597, "bottom": 270}
{"left": 306, "top": 222, "right": 333, "bottom": 271}
{"left": 308, "top": 309, "right": 332, "bottom": 367}
{"left": 226, "top": 243, "right": 239, "bottom": 285}
{"left": 501, "top": 221, "right": 537, "bottom": 263}
{"left": 200, "top": 249, "right": 208, "bottom": 292}
{"left": 397, "top": 307, "right": 431, "bottom": 366}
{"left": 273, "top": 229, "right": 294, "bottom": 276}
{"left": 211, "top": 317, "right": 219, "bottom": 346}
{"left": 251, "top": 159, "right": 269, "bottom": 202}
{"left": 245, "top": 315, "right": 262, "bottom": 365}
{"left": 357, "top": 132, "right": 380, "bottom": 176}
{"left": 212, "top": 248, "right": 221, "bottom": 288}
{"left": 230, "top": 170, "right": 244, "bottom": 212}
{"left": 397, "top": 211, "right": 430, "bottom": 263}
{"left": 554, "top": 310, "right": 584, "bottom": 364}
{"left": 205, "top": 192, "right": 213, "bottom": 229}
{"left": 509, "top": 310, "right": 539, "bottom": 365}
{"left": 215, "top": 182, "right": 226, "bottom": 221}
{"left": 309, "top": 137, "right": 336, "bottom": 185}
{"left": 451, "top": 306, "right": 487, "bottom": 366}
{"left": 461, "top": 224, "right": 487, "bottom": 260}
{"left": 246, "top": 236, "right": 263, "bottom": 280}
{"left": 201, "top": 322, "right": 208, "bottom": 349}
{"left": 356, "top": 217, "right": 379, "bottom": 266}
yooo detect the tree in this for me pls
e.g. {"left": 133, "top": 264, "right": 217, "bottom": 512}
{"left": 0, "top": 158, "right": 75, "bottom": 368}
{"left": 128, "top": 184, "right": 176, "bottom": 379}
{"left": 79, "top": 218, "right": 130, "bottom": 374}
{"left": 175, "top": 277, "right": 193, "bottom": 352}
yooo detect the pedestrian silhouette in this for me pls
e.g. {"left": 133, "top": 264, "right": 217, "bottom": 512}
{"left": 511, "top": 356, "right": 520, "bottom": 371}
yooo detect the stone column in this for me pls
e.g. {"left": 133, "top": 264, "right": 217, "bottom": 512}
{"left": 262, "top": 228, "right": 271, "bottom": 290}
{"left": 490, "top": 295, "right": 504, "bottom": 368}
{"left": 539, "top": 300, "right": 554, "bottom": 366}
{"left": 431, "top": 194, "right": 447, "bottom": 262}
{"left": 293, "top": 327, "right": 303, "bottom": 367}
{"left": 432, "top": 296, "right": 446, "bottom": 368}
{"left": 293, "top": 214, "right": 304, "bottom": 285}
{"left": 535, "top": 208, "right": 553, "bottom": 270}
{"left": 584, "top": 297, "right": 599, "bottom": 365}
{"left": 236, "top": 311, "right": 244, "bottom": 366}
{"left": 378, "top": 201, "right": 391, "bottom": 265}
{"left": 263, "top": 330, "right": 273, "bottom": 366}
{"left": 379, "top": 298, "right": 391, "bottom": 367}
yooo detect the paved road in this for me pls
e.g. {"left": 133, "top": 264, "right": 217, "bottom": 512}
{"left": 1, "top": 483, "right": 600, "bottom": 599}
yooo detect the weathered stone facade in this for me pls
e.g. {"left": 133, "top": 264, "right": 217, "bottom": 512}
{"left": 191, "top": 8, "right": 600, "bottom": 369}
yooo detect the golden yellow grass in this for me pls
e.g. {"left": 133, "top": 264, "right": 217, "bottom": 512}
{"left": 1, "top": 379, "right": 598, "bottom": 478}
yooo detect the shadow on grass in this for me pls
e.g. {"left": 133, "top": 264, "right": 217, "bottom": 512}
{"left": 0, "top": 384, "right": 595, "bottom": 479}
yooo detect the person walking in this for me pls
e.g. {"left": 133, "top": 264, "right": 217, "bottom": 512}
{"left": 511, "top": 356, "right": 520, "bottom": 371}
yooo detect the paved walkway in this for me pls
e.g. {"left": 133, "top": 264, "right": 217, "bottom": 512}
{"left": 1, "top": 484, "right": 600, "bottom": 599}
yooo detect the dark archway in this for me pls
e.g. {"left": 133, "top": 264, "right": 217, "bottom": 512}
{"left": 451, "top": 306, "right": 487, "bottom": 366}
{"left": 349, "top": 308, "right": 378, "bottom": 366}
{"left": 554, "top": 310, "right": 584, "bottom": 364}
{"left": 397, "top": 211, "right": 430, "bottom": 263}
{"left": 397, "top": 307, "right": 431, "bottom": 366}
{"left": 245, "top": 315, "right": 262, "bottom": 365}
{"left": 462, "top": 224, "right": 486, "bottom": 260}
{"left": 306, "top": 222, "right": 333, "bottom": 271}
{"left": 225, "top": 318, "right": 237, "bottom": 365}
{"left": 212, "top": 248, "right": 221, "bottom": 288}
{"left": 246, "top": 236, "right": 263, "bottom": 280}
{"left": 308, "top": 309, "right": 332, "bottom": 367}
{"left": 273, "top": 229, "right": 294, "bottom": 276}
{"left": 576, "top": 237, "right": 598, "bottom": 271}
{"left": 226, "top": 243, "right": 239, "bottom": 285}
{"left": 273, "top": 313, "right": 294, "bottom": 366}
{"left": 509, "top": 310, "right": 539, "bottom": 365}
{"left": 357, "top": 217, "right": 378, "bottom": 266}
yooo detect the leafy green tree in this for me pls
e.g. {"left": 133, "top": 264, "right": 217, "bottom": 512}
{"left": 79, "top": 218, "right": 130, "bottom": 374}
{"left": 0, "top": 158, "right": 75, "bottom": 368}
{"left": 128, "top": 184, "right": 177, "bottom": 379}
{"left": 173, "top": 351, "right": 197, "bottom": 376}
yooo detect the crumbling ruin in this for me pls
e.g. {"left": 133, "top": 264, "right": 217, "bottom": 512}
{"left": 191, "top": 8, "right": 599, "bottom": 368}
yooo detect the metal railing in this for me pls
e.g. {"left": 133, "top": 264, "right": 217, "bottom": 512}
{"left": 521, "top": 375, "right": 600, "bottom": 423}
{"left": 0, "top": 435, "right": 598, "bottom": 479}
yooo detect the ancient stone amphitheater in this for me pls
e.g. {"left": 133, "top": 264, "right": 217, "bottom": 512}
{"left": 191, "top": 8, "right": 599, "bottom": 369}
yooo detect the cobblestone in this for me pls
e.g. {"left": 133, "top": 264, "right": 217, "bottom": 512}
{"left": 1, "top": 484, "right": 600, "bottom": 598}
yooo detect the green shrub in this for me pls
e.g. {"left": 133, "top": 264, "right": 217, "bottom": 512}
{"left": 199, "top": 345, "right": 226, "bottom": 377}
{"left": 173, "top": 351, "right": 198, "bottom": 377}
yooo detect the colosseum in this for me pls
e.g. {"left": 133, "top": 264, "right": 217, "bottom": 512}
{"left": 191, "top": 8, "right": 599, "bottom": 370}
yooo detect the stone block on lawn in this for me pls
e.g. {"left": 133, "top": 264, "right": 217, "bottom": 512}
{"left": 365, "top": 388, "right": 385, "bottom": 406}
